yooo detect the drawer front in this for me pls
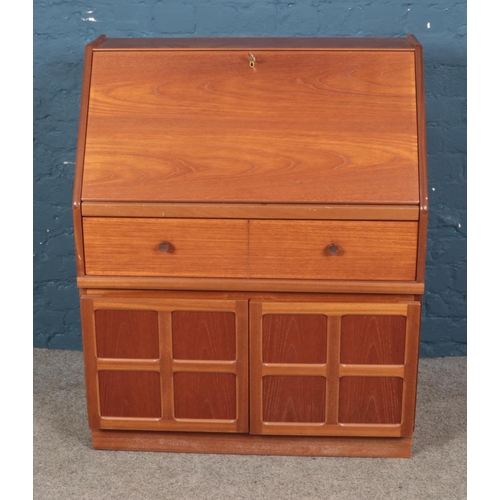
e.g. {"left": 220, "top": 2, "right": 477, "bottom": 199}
{"left": 83, "top": 50, "right": 418, "bottom": 204}
{"left": 249, "top": 221, "right": 418, "bottom": 281}
{"left": 83, "top": 218, "right": 248, "bottom": 278}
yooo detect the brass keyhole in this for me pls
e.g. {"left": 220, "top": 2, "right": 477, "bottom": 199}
{"left": 248, "top": 52, "right": 256, "bottom": 68}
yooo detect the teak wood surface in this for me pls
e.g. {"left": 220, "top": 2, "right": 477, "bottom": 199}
{"left": 78, "top": 276, "right": 425, "bottom": 295}
{"left": 73, "top": 35, "right": 106, "bottom": 277}
{"left": 249, "top": 301, "right": 420, "bottom": 437}
{"left": 82, "top": 50, "right": 418, "bottom": 204}
{"left": 74, "top": 35, "right": 428, "bottom": 458}
{"left": 80, "top": 202, "right": 420, "bottom": 221}
{"left": 411, "top": 35, "right": 429, "bottom": 283}
{"left": 92, "top": 430, "right": 412, "bottom": 458}
{"left": 83, "top": 218, "right": 248, "bottom": 278}
{"left": 81, "top": 296, "right": 249, "bottom": 433}
{"left": 249, "top": 220, "right": 418, "bottom": 281}
{"left": 84, "top": 218, "right": 418, "bottom": 281}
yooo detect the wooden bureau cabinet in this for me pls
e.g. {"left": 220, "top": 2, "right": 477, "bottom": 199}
{"left": 73, "top": 35, "right": 427, "bottom": 458}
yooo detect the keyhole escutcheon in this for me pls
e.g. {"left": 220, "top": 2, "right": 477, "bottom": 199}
{"left": 248, "top": 52, "right": 256, "bottom": 68}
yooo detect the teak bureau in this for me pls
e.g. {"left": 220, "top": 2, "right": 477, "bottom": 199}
{"left": 73, "top": 35, "right": 428, "bottom": 458}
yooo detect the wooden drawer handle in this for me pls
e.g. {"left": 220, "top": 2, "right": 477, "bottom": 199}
{"left": 327, "top": 243, "right": 339, "bottom": 255}
{"left": 159, "top": 241, "right": 171, "bottom": 252}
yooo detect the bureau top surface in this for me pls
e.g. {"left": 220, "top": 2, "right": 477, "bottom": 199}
{"left": 95, "top": 37, "right": 416, "bottom": 51}
{"left": 80, "top": 36, "right": 423, "bottom": 205}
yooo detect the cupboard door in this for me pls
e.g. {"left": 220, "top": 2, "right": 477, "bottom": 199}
{"left": 249, "top": 301, "right": 420, "bottom": 437}
{"left": 81, "top": 296, "right": 248, "bottom": 433}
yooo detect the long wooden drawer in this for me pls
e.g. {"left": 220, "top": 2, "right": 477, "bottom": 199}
{"left": 249, "top": 221, "right": 418, "bottom": 281}
{"left": 83, "top": 218, "right": 248, "bottom": 278}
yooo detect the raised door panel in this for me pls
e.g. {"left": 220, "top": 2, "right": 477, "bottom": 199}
{"left": 262, "top": 314, "right": 327, "bottom": 364}
{"left": 81, "top": 296, "right": 248, "bottom": 433}
{"left": 338, "top": 377, "right": 404, "bottom": 424}
{"left": 83, "top": 50, "right": 418, "bottom": 204}
{"left": 95, "top": 310, "right": 159, "bottom": 359}
{"left": 98, "top": 371, "right": 162, "bottom": 418}
{"left": 172, "top": 311, "right": 236, "bottom": 360}
{"left": 174, "top": 373, "right": 237, "bottom": 419}
{"left": 262, "top": 376, "right": 326, "bottom": 423}
{"left": 249, "top": 301, "right": 420, "bottom": 437}
{"left": 340, "top": 315, "right": 406, "bottom": 365}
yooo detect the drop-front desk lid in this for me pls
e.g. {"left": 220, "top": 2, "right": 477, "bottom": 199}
{"left": 80, "top": 37, "right": 421, "bottom": 205}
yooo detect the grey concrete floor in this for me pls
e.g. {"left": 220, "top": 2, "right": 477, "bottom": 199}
{"left": 34, "top": 349, "right": 466, "bottom": 500}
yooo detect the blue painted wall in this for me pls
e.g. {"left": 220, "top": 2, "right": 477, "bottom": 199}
{"left": 33, "top": 0, "right": 467, "bottom": 356}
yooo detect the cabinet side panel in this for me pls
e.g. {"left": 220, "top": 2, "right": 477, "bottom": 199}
{"left": 74, "top": 42, "right": 98, "bottom": 276}
{"left": 414, "top": 41, "right": 429, "bottom": 283}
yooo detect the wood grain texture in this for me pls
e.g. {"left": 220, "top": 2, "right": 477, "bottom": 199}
{"left": 96, "top": 37, "right": 415, "bottom": 51}
{"left": 90, "top": 297, "right": 239, "bottom": 312}
{"left": 95, "top": 309, "right": 159, "bottom": 359}
{"left": 82, "top": 218, "right": 248, "bottom": 278}
{"left": 96, "top": 359, "right": 160, "bottom": 372}
{"left": 75, "top": 35, "right": 426, "bottom": 454}
{"left": 259, "top": 422, "right": 401, "bottom": 438}
{"left": 234, "top": 300, "right": 250, "bottom": 432}
{"left": 80, "top": 296, "right": 101, "bottom": 428}
{"left": 172, "top": 311, "right": 236, "bottom": 360}
{"left": 173, "top": 373, "right": 236, "bottom": 419}
{"left": 338, "top": 377, "right": 403, "bottom": 424}
{"left": 401, "top": 302, "right": 421, "bottom": 436}
{"left": 83, "top": 50, "right": 418, "bottom": 204}
{"left": 82, "top": 296, "right": 249, "bottom": 432}
{"left": 412, "top": 37, "right": 429, "bottom": 284}
{"left": 78, "top": 276, "right": 425, "bottom": 294}
{"left": 98, "top": 371, "right": 161, "bottom": 418}
{"left": 339, "top": 365, "right": 404, "bottom": 378}
{"left": 172, "top": 360, "right": 237, "bottom": 373}
{"left": 326, "top": 317, "right": 341, "bottom": 425}
{"left": 340, "top": 315, "right": 406, "bottom": 365}
{"left": 92, "top": 430, "right": 413, "bottom": 458}
{"left": 262, "top": 314, "right": 327, "bottom": 363}
{"left": 249, "top": 302, "right": 264, "bottom": 434}
{"left": 158, "top": 311, "right": 174, "bottom": 421}
{"left": 81, "top": 202, "right": 420, "bottom": 220}
{"left": 260, "top": 302, "right": 408, "bottom": 316}
{"left": 98, "top": 417, "right": 241, "bottom": 433}
{"left": 249, "top": 221, "right": 418, "bottom": 281}
{"left": 73, "top": 37, "right": 106, "bottom": 276}
{"left": 85, "top": 289, "right": 416, "bottom": 303}
{"left": 261, "top": 364, "right": 327, "bottom": 377}
{"left": 262, "top": 376, "right": 326, "bottom": 423}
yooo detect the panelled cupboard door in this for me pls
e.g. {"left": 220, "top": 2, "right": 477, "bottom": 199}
{"left": 249, "top": 301, "right": 420, "bottom": 437}
{"left": 80, "top": 296, "right": 248, "bottom": 433}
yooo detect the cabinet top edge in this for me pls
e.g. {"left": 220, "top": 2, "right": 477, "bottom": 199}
{"left": 93, "top": 36, "right": 418, "bottom": 51}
